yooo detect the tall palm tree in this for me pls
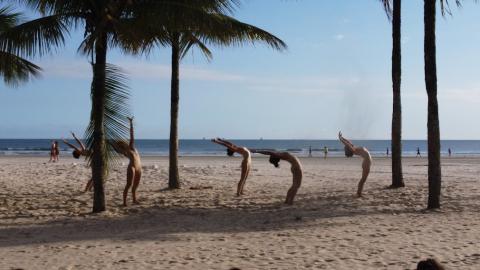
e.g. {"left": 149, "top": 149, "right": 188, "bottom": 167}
{"left": 424, "top": 0, "right": 441, "bottom": 209}
{"left": 0, "top": 6, "right": 65, "bottom": 86}
{"left": 381, "top": 0, "right": 405, "bottom": 188}
{"left": 423, "top": 0, "right": 462, "bottom": 209}
{"left": 20, "top": 0, "right": 145, "bottom": 212}
{"left": 141, "top": 1, "right": 287, "bottom": 189}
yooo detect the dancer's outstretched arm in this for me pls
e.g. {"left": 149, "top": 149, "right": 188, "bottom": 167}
{"left": 251, "top": 149, "right": 277, "bottom": 156}
{"left": 338, "top": 131, "right": 355, "bottom": 152}
{"left": 212, "top": 138, "right": 236, "bottom": 151}
{"left": 62, "top": 139, "right": 80, "bottom": 152}
{"left": 71, "top": 132, "right": 86, "bottom": 151}
{"left": 217, "top": 138, "right": 236, "bottom": 147}
{"left": 127, "top": 117, "right": 135, "bottom": 149}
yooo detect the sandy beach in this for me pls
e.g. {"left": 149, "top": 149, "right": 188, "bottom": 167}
{"left": 0, "top": 155, "right": 479, "bottom": 269}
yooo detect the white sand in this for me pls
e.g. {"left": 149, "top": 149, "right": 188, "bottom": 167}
{"left": 0, "top": 155, "right": 479, "bottom": 269}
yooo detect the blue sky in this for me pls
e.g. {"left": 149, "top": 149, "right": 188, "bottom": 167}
{"left": 1, "top": 0, "right": 479, "bottom": 139}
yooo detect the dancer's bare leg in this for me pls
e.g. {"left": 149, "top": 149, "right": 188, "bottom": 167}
{"left": 84, "top": 178, "right": 93, "bottom": 192}
{"left": 236, "top": 161, "right": 250, "bottom": 196}
{"left": 285, "top": 171, "right": 302, "bottom": 205}
{"left": 357, "top": 164, "right": 370, "bottom": 197}
{"left": 131, "top": 170, "right": 141, "bottom": 204}
{"left": 123, "top": 166, "right": 134, "bottom": 206}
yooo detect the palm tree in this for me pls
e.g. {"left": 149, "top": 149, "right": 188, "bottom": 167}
{"left": 20, "top": 0, "right": 144, "bottom": 212}
{"left": 141, "top": 1, "right": 287, "bottom": 189}
{"left": 423, "top": 0, "right": 462, "bottom": 209}
{"left": 0, "top": 6, "right": 65, "bottom": 86}
{"left": 381, "top": 0, "right": 405, "bottom": 188}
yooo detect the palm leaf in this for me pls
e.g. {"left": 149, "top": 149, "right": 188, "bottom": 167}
{"left": 84, "top": 63, "right": 131, "bottom": 168}
{"left": 0, "top": 14, "right": 68, "bottom": 58}
{"left": 379, "top": 0, "right": 392, "bottom": 21}
{"left": 0, "top": 6, "right": 22, "bottom": 32}
{"left": 192, "top": 13, "right": 287, "bottom": 51}
{"left": 179, "top": 32, "right": 212, "bottom": 60}
{"left": 0, "top": 51, "right": 40, "bottom": 86}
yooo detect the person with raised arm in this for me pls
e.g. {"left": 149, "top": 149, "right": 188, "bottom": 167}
{"left": 63, "top": 132, "right": 93, "bottom": 192}
{"left": 211, "top": 138, "right": 251, "bottom": 196}
{"left": 338, "top": 131, "right": 372, "bottom": 197}
{"left": 112, "top": 117, "right": 142, "bottom": 206}
{"left": 251, "top": 149, "right": 302, "bottom": 205}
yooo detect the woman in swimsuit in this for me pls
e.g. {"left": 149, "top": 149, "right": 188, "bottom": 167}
{"left": 251, "top": 149, "right": 303, "bottom": 205}
{"left": 112, "top": 117, "right": 142, "bottom": 206}
{"left": 211, "top": 138, "right": 251, "bottom": 196}
{"left": 338, "top": 131, "right": 372, "bottom": 197}
{"left": 63, "top": 132, "right": 93, "bottom": 192}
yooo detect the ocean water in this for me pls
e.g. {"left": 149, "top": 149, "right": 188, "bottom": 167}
{"left": 0, "top": 139, "right": 479, "bottom": 157}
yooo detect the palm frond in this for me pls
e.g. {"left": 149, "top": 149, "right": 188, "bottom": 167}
{"left": 179, "top": 32, "right": 212, "bottom": 60}
{"left": 440, "top": 0, "right": 463, "bottom": 16}
{"left": 379, "top": 0, "right": 392, "bottom": 21}
{"left": 85, "top": 63, "right": 131, "bottom": 168}
{"left": 0, "top": 51, "right": 40, "bottom": 86}
{"left": 0, "top": 6, "right": 22, "bottom": 32}
{"left": 0, "top": 14, "right": 68, "bottom": 58}
{"left": 193, "top": 13, "right": 287, "bottom": 51}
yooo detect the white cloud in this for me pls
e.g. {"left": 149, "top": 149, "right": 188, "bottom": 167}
{"left": 334, "top": 34, "right": 345, "bottom": 41}
{"left": 38, "top": 59, "right": 386, "bottom": 97}
{"left": 40, "top": 59, "right": 246, "bottom": 82}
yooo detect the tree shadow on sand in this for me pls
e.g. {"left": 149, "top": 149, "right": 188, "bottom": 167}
{"left": 0, "top": 186, "right": 450, "bottom": 248}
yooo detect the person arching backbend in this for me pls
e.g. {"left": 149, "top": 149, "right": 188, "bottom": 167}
{"left": 338, "top": 131, "right": 372, "bottom": 197}
{"left": 251, "top": 149, "right": 302, "bottom": 205}
{"left": 63, "top": 132, "right": 93, "bottom": 192}
{"left": 112, "top": 117, "right": 142, "bottom": 206}
{"left": 212, "top": 138, "right": 251, "bottom": 196}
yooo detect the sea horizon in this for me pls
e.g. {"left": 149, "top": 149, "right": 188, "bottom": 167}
{"left": 2, "top": 139, "right": 480, "bottom": 157}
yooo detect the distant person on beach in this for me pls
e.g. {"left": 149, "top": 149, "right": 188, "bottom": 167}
{"left": 49, "top": 141, "right": 59, "bottom": 162}
{"left": 112, "top": 117, "right": 142, "bottom": 206}
{"left": 324, "top": 146, "right": 328, "bottom": 159}
{"left": 416, "top": 258, "right": 445, "bottom": 270}
{"left": 386, "top": 147, "right": 389, "bottom": 157}
{"left": 251, "top": 149, "right": 302, "bottom": 205}
{"left": 338, "top": 132, "right": 372, "bottom": 197}
{"left": 416, "top": 147, "right": 421, "bottom": 157}
{"left": 448, "top": 148, "right": 452, "bottom": 157}
{"left": 211, "top": 138, "right": 251, "bottom": 196}
{"left": 308, "top": 146, "right": 312, "bottom": 157}
{"left": 63, "top": 132, "right": 93, "bottom": 192}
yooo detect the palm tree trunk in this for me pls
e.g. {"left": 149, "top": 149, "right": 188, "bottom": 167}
{"left": 168, "top": 32, "right": 181, "bottom": 189}
{"left": 391, "top": 0, "right": 404, "bottom": 188}
{"left": 91, "top": 33, "right": 108, "bottom": 212}
{"left": 424, "top": 0, "right": 441, "bottom": 209}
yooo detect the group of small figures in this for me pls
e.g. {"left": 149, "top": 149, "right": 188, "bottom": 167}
{"left": 60, "top": 117, "right": 373, "bottom": 207}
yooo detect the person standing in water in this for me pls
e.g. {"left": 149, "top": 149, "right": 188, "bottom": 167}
{"left": 63, "top": 132, "right": 93, "bottom": 192}
{"left": 386, "top": 147, "right": 389, "bottom": 157}
{"left": 338, "top": 132, "right": 372, "bottom": 197}
{"left": 112, "top": 117, "right": 142, "bottom": 206}
{"left": 211, "top": 138, "right": 251, "bottom": 196}
{"left": 251, "top": 149, "right": 302, "bottom": 205}
{"left": 448, "top": 148, "right": 452, "bottom": 157}
{"left": 323, "top": 146, "right": 328, "bottom": 159}
{"left": 416, "top": 147, "right": 421, "bottom": 157}
{"left": 308, "top": 146, "right": 312, "bottom": 157}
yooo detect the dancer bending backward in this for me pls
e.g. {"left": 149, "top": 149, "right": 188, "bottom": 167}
{"left": 338, "top": 131, "right": 372, "bottom": 197}
{"left": 251, "top": 150, "right": 302, "bottom": 205}
{"left": 63, "top": 132, "right": 93, "bottom": 192}
{"left": 211, "top": 138, "right": 251, "bottom": 196}
{"left": 112, "top": 117, "right": 142, "bottom": 206}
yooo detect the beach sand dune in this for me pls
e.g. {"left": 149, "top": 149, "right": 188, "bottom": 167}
{"left": 0, "top": 156, "right": 479, "bottom": 269}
